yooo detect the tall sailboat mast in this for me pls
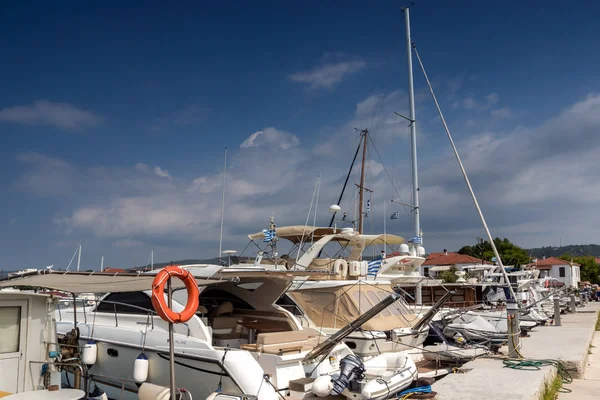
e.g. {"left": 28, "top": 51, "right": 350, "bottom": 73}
{"left": 357, "top": 129, "right": 369, "bottom": 234}
{"left": 403, "top": 6, "right": 421, "bottom": 242}
{"left": 218, "top": 147, "right": 228, "bottom": 261}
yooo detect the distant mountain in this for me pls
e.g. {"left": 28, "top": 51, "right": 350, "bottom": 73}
{"left": 526, "top": 244, "right": 600, "bottom": 259}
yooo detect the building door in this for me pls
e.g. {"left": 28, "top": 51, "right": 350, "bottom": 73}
{"left": 0, "top": 300, "right": 27, "bottom": 394}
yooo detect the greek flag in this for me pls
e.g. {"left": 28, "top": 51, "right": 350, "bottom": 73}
{"left": 408, "top": 236, "right": 422, "bottom": 245}
{"left": 367, "top": 258, "right": 382, "bottom": 276}
{"left": 390, "top": 211, "right": 399, "bottom": 220}
{"left": 262, "top": 229, "right": 276, "bottom": 242}
{"left": 365, "top": 199, "right": 371, "bottom": 218}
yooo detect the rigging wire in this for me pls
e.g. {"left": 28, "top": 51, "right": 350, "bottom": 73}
{"left": 328, "top": 136, "right": 363, "bottom": 228}
{"left": 297, "top": 174, "right": 322, "bottom": 265}
{"left": 368, "top": 135, "right": 412, "bottom": 214}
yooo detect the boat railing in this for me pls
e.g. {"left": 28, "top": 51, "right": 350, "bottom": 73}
{"left": 88, "top": 373, "right": 139, "bottom": 396}
{"left": 57, "top": 299, "right": 193, "bottom": 336}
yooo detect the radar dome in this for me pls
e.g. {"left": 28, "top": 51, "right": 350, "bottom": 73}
{"left": 399, "top": 244, "right": 410, "bottom": 254}
{"left": 416, "top": 246, "right": 426, "bottom": 257}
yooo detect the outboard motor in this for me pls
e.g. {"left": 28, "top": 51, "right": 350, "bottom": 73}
{"left": 331, "top": 355, "right": 365, "bottom": 395}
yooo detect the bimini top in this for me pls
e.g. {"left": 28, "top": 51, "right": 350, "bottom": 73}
{"left": 0, "top": 270, "right": 224, "bottom": 294}
{"left": 289, "top": 283, "right": 417, "bottom": 331}
{"left": 248, "top": 225, "right": 405, "bottom": 246}
{"left": 248, "top": 225, "right": 337, "bottom": 243}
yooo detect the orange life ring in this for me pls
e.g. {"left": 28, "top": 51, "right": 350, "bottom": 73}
{"left": 151, "top": 265, "right": 199, "bottom": 323}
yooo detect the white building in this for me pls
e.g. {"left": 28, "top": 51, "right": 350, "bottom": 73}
{"left": 421, "top": 250, "right": 490, "bottom": 278}
{"left": 529, "top": 256, "right": 581, "bottom": 288}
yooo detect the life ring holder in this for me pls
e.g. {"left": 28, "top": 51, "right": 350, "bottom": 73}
{"left": 151, "top": 265, "right": 199, "bottom": 323}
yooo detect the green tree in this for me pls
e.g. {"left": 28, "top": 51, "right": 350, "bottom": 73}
{"left": 559, "top": 254, "right": 600, "bottom": 284}
{"left": 458, "top": 237, "right": 530, "bottom": 266}
{"left": 439, "top": 265, "right": 459, "bottom": 283}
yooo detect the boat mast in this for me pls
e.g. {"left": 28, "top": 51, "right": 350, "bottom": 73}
{"left": 403, "top": 6, "right": 421, "bottom": 241}
{"left": 357, "top": 129, "right": 368, "bottom": 234}
{"left": 218, "top": 147, "right": 228, "bottom": 261}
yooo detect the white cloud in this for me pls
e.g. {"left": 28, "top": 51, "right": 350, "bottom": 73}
{"left": 486, "top": 93, "right": 499, "bottom": 105}
{"left": 454, "top": 93, "right": 501, "bottom": 111}
{"left": 154, "top": 166, "right": 172, "bottom": 180}
{"left": 289, "top": 58, "right": 366, "bottom": 90}
{"left": 0, "top": 100, "right": 102, "bottom": 130}
{"left": 15, "top": 93, "right": 600, "bottom": 260}
{"left": 240, "top": 127, "right": 300, "bottom": 150}
{"left": 491, "top": 107, "right": 512, "bottom": 119}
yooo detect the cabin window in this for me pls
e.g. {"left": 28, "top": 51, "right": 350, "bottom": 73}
{"left": 0, "top": 306, "right": 21, "bottom": 353}
{"left": 559, "top": 267, "right": 565, "bottom": 278}
{"left": 423, "top": 267, "right": 429, "bottom": 277}
{"left": 236, "top": 282, "right": 264, "bottom": 291}
{"left": 367, "top": 291, "right": 391, "bottom": 316}
{"left": 95, "top": 292, "right": 154, "bottom": 314}
{"left": 352, "top": 292, "right": 372, "bottom": 314}
{"left": 276, "top": 294, "right": 304, "bottom": 316}
{"left": 374, "top": 291, "right": 405, "bottom": 316}
{"left": 199, "top": 289, "right": 254, "bottom": 315}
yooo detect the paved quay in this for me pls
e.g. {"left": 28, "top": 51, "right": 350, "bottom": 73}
{"left": 558, "top": 334, "right": 600, "bottom": 399}
{"left": 432, "top": 302, "right": 600, "bottom": 400}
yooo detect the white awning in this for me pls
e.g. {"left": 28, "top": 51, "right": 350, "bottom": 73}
{"left": 0, "top": 271, "right": 224, "bottom": 294}
{"left": 429, "top": 266, "right": 451, "bottom": 272}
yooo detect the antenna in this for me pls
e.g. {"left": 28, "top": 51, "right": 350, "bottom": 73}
{"left": 218, "top": 147, "right": 228, "bottom": 261}
{"left": 151, "top": 250, "right": 154, "bottom": 271}
{"left": 77, "top": 243, "right": 82, "bottom": 272}
{"left": 100, "top": 256, "right": 104, "bottom": 272}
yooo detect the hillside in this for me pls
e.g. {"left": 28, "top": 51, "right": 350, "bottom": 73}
{"left": 526, "top": 244, "right": 600, "bottom": 259}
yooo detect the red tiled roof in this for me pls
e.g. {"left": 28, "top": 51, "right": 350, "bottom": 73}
{"left": 595, "top": 257, "right": 600, "bottom": 265}
{"left": 529, "top": 257, "right": 579, "bottom": 267}
{"left": 103, "top": 267, "right": 127, "bottom": 273}
{"left": 423, "top": 252, "right": 488, "bottom": 266}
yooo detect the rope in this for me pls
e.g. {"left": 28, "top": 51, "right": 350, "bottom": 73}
{"left": 502, "top": 359, "right": 573, "bottom": 387}
{"left": 398, "top": 385, "right": 432, "bottom": 399}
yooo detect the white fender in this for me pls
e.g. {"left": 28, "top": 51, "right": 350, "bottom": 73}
{"left": 348, "top": 261, "right": 361, "bottom": 277}
{"left": 81, "top": 340, "right": 97, "bottom": 367}
{"left": 133, "top": 353, "right": 149, "bottom": 384}
{"left": 333, "top": 259, "right": 348, "bottom": 278}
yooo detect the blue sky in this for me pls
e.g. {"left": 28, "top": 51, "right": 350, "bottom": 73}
{"left": 1, "top": 1, "right": 600, "bottom": 270}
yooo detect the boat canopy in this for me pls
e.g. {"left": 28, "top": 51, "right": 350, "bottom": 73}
{"left": 289, "top": 283, "right": 416, "bottom": 331}
{"left": 248, "top": 225, "right": 336, "bottom": 243}
{"left": 0, "top": 270, "right": 223, "bottom": 294}
{"left": 247, "top": 225, "right": 405, "bottom": 246}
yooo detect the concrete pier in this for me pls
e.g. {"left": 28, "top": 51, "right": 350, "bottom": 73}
{"left": 432, "top": 302, "right": 600, "bottom": 400}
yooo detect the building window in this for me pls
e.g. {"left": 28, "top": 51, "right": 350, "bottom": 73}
{"left": 423, "top": 267, "right": 430, "bottom": 277}
{"left": 559, "top": 267, "right": 565, "bottom": 278}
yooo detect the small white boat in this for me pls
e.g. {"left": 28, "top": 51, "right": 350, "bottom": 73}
{"left": 311, "top": 352, "right": 417, "bottom": 400}
{"left": 360, "top": 352, "right": 417, "bottom": 400}
{"left": 441, "top": 312, "right": 507, "bottom": 342}
{"left": 422, "top": 343, "right": 487, "bottom": 363}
